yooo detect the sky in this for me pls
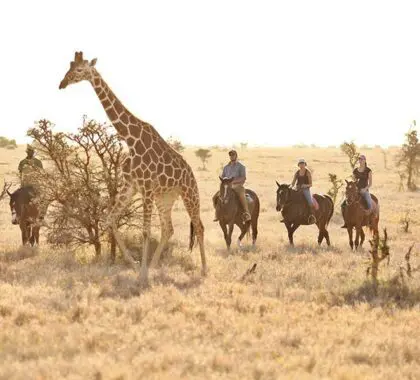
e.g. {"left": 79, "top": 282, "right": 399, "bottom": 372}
{"left": 1, "top": 0, "right": 420, "bottom": 147}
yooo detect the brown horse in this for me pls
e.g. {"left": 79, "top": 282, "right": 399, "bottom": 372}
{"left": 8, "top": 186, "right": 40, "bottom": 247}
{"left": 342, "top": 180, "right": 379, "bottom": 250}
{"left": 213, "top": 177, "right": 260, "bottom": 250}
{"left": 275, "top": 182, "right": 334, "bottom": 246}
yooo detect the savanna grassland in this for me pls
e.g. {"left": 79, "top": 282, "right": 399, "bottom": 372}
{"left": 0, "top": 145, "right": 419, "bottom": 380}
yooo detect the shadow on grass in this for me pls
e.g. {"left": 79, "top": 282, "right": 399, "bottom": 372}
{"left": 341, "top": 279, "right": 420, "bottom": 309}
{"left": 284, "top": 243, "right": 343, "bottom": 255}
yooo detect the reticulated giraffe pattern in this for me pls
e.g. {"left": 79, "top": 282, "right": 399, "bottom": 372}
{"left": 59, "top": 52, "right": 207, "bottom": 283}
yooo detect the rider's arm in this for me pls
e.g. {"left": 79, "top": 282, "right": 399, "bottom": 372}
{"left": 306, "top": 170, "right": 313, "bottom": 188}
{"left": 367, "top": 170, "right": 372, "bottom": 190}
{"left": 291, "top": 172, "right": 297, "bottom": 188}
{"left": 232, "top": 164, "right": 246, "bottom": 185}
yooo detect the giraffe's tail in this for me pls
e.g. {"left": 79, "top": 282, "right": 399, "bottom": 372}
{"left": 189, "top": 222, "right": 195, "bottom": 251}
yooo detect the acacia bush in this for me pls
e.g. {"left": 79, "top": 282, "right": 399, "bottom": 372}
{"left": 396, "top": 122, "right": 420, "bottom": 191}
{"left": 28, "top": 118, "right": 142, "bottom": 260}
{"left": 0, "top": 136, "right": 17, "bottom": 149}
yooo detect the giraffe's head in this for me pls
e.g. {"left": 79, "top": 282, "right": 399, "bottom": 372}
{"left": 59, "top": 51, "right": 97, "bottom": 89}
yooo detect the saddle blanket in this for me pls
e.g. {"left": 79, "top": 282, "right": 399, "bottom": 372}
{"left": 312, "top": 196, "right": 319, "bottom": 210}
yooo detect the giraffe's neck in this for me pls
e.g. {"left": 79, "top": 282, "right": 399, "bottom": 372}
{"left": 90, "top": 70, "right": 141, "bottom": 141}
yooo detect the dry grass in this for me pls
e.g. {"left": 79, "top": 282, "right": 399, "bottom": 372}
{"left": 1, "top": 145, "right": 420, "bottom": 379}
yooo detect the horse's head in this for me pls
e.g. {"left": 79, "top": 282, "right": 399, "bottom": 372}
{"left": 8, "top": 188, "right": 21, "bottom": 225}
{"left": 276, "top": 181, "right": 291, "bottom": 211}
{"left": 345, "top": 180, "right": 359, "bottom": 205}
{"left": 218, "top": 176, "right": 235, "bottom": 205}
{"left": 8, "top": 187, "right": 34, "bottom": 225}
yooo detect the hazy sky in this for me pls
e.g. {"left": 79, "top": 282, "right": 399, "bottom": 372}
{"left": 1, "top": 1, "right": 420, "bottom": 147}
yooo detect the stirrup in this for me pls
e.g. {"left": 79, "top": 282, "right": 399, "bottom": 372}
{"left": 308, "top": 215, "right": 316, "bottom": 224}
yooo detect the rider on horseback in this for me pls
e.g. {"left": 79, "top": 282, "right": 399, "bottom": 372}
{"left": 18, "top": 145, "right": 48, "bottom": 225}
{"left": 213, "top": 150, "right": 251, "bottom": 223}
{"left": 290, "top": 158, "right": 316, "bottom": 224}
{"left": 341, "top": 154, "right": 373, "bottom": 228}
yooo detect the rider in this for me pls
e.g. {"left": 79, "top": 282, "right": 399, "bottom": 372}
{"left": 18, "top": 145, "right": 47, "bottom": 224}
{"left": 291, "top": 158, "right": 316, "bottom": 224}
{"left": 213, "top": 150, "right": 251, "bottom": 222}
{"left": 341, "top": 154, "right": 373, "bottom": 228}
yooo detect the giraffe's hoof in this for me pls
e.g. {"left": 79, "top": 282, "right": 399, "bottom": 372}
{"left": 201, "top": 266, "right": 208, "bottom": 277}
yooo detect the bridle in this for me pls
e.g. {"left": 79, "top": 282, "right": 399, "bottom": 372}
{"left": 345, "top": 186, "right": 359, "bottom": 206}
{"left": 276, "top": 187, "right": 290, "bottom": 211}
{"left": 219, "top": 183, "right": 233, "bottom": 205}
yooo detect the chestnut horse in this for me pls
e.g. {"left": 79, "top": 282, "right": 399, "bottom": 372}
{"left": 342, "top": 180, "right": 379, "bottom": 250}
{"left": 213, "top": 177, "right": 260, "bottom": 250}
{"left": 275, "top": 182, "right": 334, "bottom": 246}
{"left": 8, "top": 186, "right": 40, "bottom": 246}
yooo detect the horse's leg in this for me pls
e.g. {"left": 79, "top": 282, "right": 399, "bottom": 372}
{"left": 347, "top": 226, "right": 354, "bottom": 250}
{"left": 324, "top": 227, "right": 331, "bottom": 246}
{"left": 226, "top": 223, "right": 236, "bottom": 249}
{"left": 355, "top": 224, "right": 361, "bottom": 250}
{"left": 29, "top": 226, "right": 35, "bottom": 246}
{"left": 285, "top": 222, "right": 294, "bottom": 245}
{"left": 287, "top": 223, "right": 300, "bottom": 246}
{"left": 237, "top": 221, "right": 249, "bottom": 247}
{"left": 317, "top": 221, "right": 324, "bottom": 245}
{"left": 251, "top": 216, "right": 258, "bottom": 246}
{"left": 360, "top": 228, "right": 365, "bottom": 247}
{"left": 290, "top": 224, "right": 300, "bottom": 246}
{"left": 20, "top": 222, "right": 29, "bottom": 246}
{"left": 219, "top": 221, "right": 230, "bottom": 250}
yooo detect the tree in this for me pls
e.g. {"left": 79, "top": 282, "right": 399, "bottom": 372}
{"left": 396, "top": 123, "right": 420, "bottom": 191}
{"left": 327, "top": 173, "right": 343, "bottom": 206}
{"left": 167, "top": 136, "right": 185, "bottom": 153}
{"left": 195, "top": 148, "right": 212, "bottom": 170}
{"left": 27, "top": 118, "right": 142, "bottom": 260}
{"left": 340, "top": 141, "right": 360, "bottom": 170}
{"left": 0, "top": 136, "right": 17, "bottom": 149}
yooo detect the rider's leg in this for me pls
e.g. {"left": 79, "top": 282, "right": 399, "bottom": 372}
{"left": 361, "top": 190, "right": 372, "bottom": 210}
{"left": 303, "top": 188, "right": 316, "bottom": 224}
{"left": 233, "top": 185, "right": 251, "bottom": 222}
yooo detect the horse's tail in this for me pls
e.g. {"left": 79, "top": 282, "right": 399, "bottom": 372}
{"left": 245, "top": 220, "right": 251, "bottom": 239}
{"left": 368, "top": 199, "right": 380, "bottom": 235}
{"left": 325, "top": 195, "right": 334, "bottom": 227}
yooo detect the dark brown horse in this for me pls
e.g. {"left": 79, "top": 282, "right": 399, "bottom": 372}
{"left": 275, "top": 182, "right": 334, "bottom": 246}
{"left": 8, "top": 186, "right": 40, "bottom": 247}
{"left": 342, "top": 180, "right": 379, "bottom": 250}
{"left": 213, "top": 177, "right": 260, "bottom": 250}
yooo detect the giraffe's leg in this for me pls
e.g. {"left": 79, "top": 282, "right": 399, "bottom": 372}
{"left": 181, "top": 189, "right": 207, "bottom": 276}
{"left": 107, "top": 184, "right": 137, "bottom": 267}
{"left": 140, "top": 194, "right": 154, "bottom": 286}
{"left": 149, "top": 192, "right": 178, "bottom": 268}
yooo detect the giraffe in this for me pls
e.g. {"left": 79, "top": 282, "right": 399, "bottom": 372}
{"left": 59, "top": 52, "right": 207, "bottom": 284}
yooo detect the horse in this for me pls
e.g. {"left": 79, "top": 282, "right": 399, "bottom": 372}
{"left": 213, "top": 177, "right": 260, "bottom": 250}
{"left": 275, "top": 182, "right": 334, "bottom": 246}
{"left": 342, "top": 180, "right": 379, "bottom": 250}
{"left": 7, "top": 186, "right": 41, "bottom": 247}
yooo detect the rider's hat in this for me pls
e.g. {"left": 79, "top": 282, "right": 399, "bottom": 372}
{"left": 228, "top": 149, "right": 237, "bottom": 156}
{"left": 297, "top": 158, "right": 307, "bottom": 166}
{"left": 26, "top": 144, "right": 35, "bottom": 153}
{"left": 359, "top": 154, "right": 366, "bottom": 160}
